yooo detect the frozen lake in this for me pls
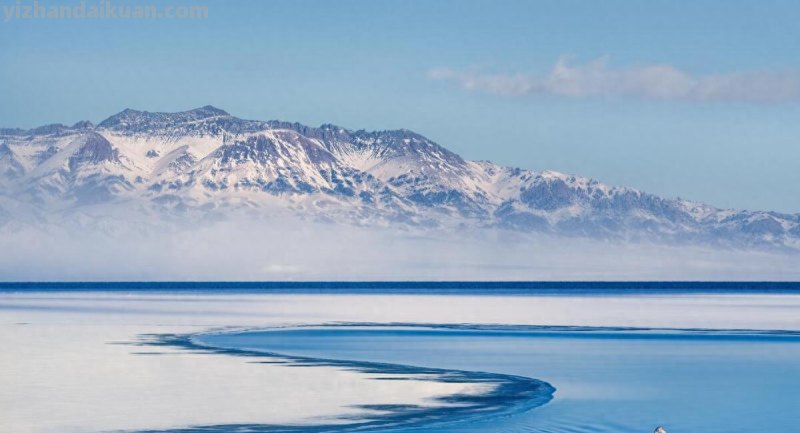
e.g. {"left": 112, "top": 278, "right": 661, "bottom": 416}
{"left": 3, "top": 285, "right": 800, "bottom": 433}
{"left": 201, "top": 325, "right": 800, "bottom": 433}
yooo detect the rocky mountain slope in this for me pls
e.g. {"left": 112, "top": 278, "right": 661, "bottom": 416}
{"left": 1, "top": 106, "right": 798, "bottom": 250}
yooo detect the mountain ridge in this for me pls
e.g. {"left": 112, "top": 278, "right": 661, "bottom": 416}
{"left": 1, "top": 106, "right": 798, "bottom": 251}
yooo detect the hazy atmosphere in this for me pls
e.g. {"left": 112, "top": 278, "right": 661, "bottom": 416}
{"left": 3, "top": 216, "right": 800, "bottom": 281}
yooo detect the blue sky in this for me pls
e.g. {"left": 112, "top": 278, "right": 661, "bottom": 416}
{"left": 2, "top": 0, "right": 800, "bottom": 212}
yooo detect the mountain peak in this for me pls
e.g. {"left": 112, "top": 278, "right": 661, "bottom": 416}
{"left": 72, "top": 120, "right": 95, "bottom": 130}
{"left": 98, "top": 105, "right": 232, "bottom": 131}
{"left": 190, "top": 105, "right": 229, "bottom": 117}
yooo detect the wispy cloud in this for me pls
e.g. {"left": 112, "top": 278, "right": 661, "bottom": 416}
{"left": 428, "top": 57, "right": 800, "bottom": 104}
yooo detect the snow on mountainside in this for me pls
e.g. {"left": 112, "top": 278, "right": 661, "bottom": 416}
{"left": 1, "top": 105, "right": 798, "bottom": 250}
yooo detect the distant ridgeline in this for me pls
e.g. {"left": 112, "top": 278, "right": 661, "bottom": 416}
{"left": 1, "top": 106, "right": 798, "bottom": 251}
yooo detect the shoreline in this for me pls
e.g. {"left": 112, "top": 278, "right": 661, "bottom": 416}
{"left": 133, "top": 327, "right": 555, "bottom": 433}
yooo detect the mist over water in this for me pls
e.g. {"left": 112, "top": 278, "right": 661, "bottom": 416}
{"left": 1, "top": 213, "right": 799, "bottom": 281}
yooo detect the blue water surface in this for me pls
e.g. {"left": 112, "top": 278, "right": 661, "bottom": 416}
{"left": 200, "top": 326, "right": 800, "bottom": 433}
{"left": 2, "top": 281, "right": 800, "bottom": 295}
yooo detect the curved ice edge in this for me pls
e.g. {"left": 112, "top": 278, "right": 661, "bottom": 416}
{"left": 306, "top": 322, "right": 800, "bottom": 339}
{"left": 132, "top": 322, "right": 800, "bottom": 433}
{"left": 133, "top": 325, "right": 556, "bottom": 433}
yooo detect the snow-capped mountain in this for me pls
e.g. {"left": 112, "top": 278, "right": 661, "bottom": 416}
{"left": 1, "top": 105, "right": 798, "bottom": 250}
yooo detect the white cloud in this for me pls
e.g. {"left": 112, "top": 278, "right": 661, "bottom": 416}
{"left": 429, "top": 56, "right": 800, "bottom": 103}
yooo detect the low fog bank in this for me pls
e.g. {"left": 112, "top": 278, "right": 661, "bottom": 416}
{"left": 1, "top": 215, "right": 799, "bottom": 281}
